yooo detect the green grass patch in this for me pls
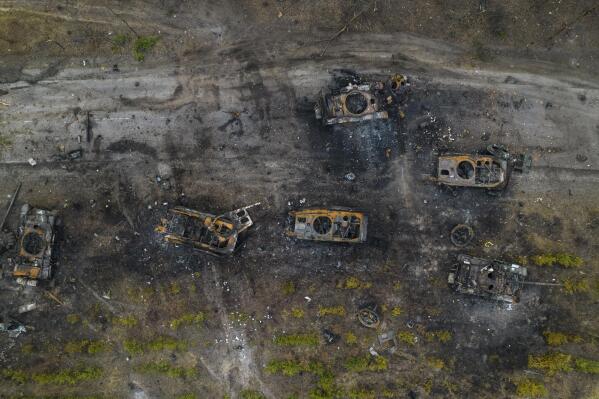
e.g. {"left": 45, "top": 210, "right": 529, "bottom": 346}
{"left": 575, "top": 358, "right": 599, "bottom": 374}
{"left": 397, "top": 331, "right": 417, "bottom": 346}
{"left": 0, "top": 135, "right": 13, "bottom": 149}
{"left": 112, "top": 315, "right": 138, "bottom": 327}
{"left": 515, "top": 378, "right": 547, "bottom": 398}
{"left": 543, "top": 331, "right": 582, "bottom": 346}
{"left": 170, "top": 312, "right": 205, "bottom": 329}
{"left": 283, "top": 281, "right": 296, "bottom": 295}
{"left": 345, "top": 355, "right": 388, "bottom": 372}
{"left": 176, "top": 394, "right": 198, "bottom": 399}
{"left": 274, "top": 333, "right": 319, "bottom": 347}
{"left": 124, "top": 339, "right": 145, "bottom": 354}
{"left": 563, "top": 279, "right": 590, "bottom": 294}
{"left": 240, "top": 390, "right": 266, "bottom": 399}
{"left": 229, "top": 311, "right": 251, "bottom": 324}
{"left": 309, "top": 370, "right": 342, "bottom": 399}
{"left": 317, "top": 306, "right": 346, "bottom": 317}
{"left": 528, "top": 352, "right": 572, "bottom": 375}
{"left": 290, "top": 308, "right": 305, "bottom": 318}
{"left": 111, "top": 33, "right": 130, "bottom": 53}
{"left": 133, "top": 36, "right": 160, "bottom": 61}
{"left": 265, "top": 359, "right": 326, "bottom": 377}
{"left": 2, "top": 368, "right": 27, "bottom": 384}
{"left": 530, "top": 253, "right": 583, "bottom": 268}
{"left": 344, "top": 332, "right": 357, "bottom": 345}
{"left": 337, "top": 276, "right": 372, "bottom": 289}
{"left": 427, "top": 357, "right": 445, "bottom": 370}
{"left": 424, "top": 329, "right": 453, "bottom": 343}
{"left": 136, "top": 361, "right": 196, "bottom": 378}
{"left": 64, "top": 340, "right": 109, "bottom": 354}
{"left": 31, "top": 366, "right": 102, "bottom": 385}
{"left": 66, "top": 314, "right": 81, "bottom": 324}
{"left": 112, "top": 33, "right": 129, "bottom": 46}
{"left": 147, "top": 336, "right": 188, "bottom": 351}
{"left": 348, "top": 389, "right": 375, "bottom": 399}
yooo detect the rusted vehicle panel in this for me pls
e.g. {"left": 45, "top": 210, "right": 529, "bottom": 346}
{"left": 155, "top": 205, "right": 255, "bottom": 256}
{"left": 11, "top": 204, "right": 58, "bottom": 282}
{"left": 448, "top": 254, "right": 527, "bottom": 303}
{"left": 315, "top": 82, "right": 388, "bottom": 125}
{"left": 286, "top": 208, "right": 367, "bottom": 243}
{"left": 434, "top": 154, "right": 509, "bottom": 189}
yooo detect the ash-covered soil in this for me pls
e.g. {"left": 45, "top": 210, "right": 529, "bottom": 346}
{"left": 0, "top": 1, "right": 598, "bottom": 398}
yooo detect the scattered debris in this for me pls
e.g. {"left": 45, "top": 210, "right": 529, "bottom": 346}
{"left": 487, "top": 144, "right": 531, "bottom": 173}
{"left": 344, "top": 172, "right": 356, "bottom": 181}
{"left": 9, "top": 204, "right": 59, "bottom": 283}
{"left": 0, "top": 318, "right": 26, "bottom": 338}
{"left": 357, "top": 305, "right": 380, "bottom": 329}
{"left": 322, "top": 329, "right": 340, "bottom": 344}
{"left": 155, "top": 203, "right": 260, "bottom": 256}
{"left": 18, "top": 303, "right": 37, "bottom": 314}
{"left": 450, "top": 224, "right": 474, "bottom": 247}
{"left": 286, "top": 208, "right": 367, "bottom": 243}
{"left": 448, "top": 254, "right": 528, "bottom": 303}
{"left": 0, "top": 230, "right": 16, "bottom": 254}
{"left": 0, "top": 183, "right": 21, "bottom": 231}
{"left": 54, "top": 148, "right": 84, "bottom": 162}
{"left": 378, "top": 331, "right": 399, "bottom": 354}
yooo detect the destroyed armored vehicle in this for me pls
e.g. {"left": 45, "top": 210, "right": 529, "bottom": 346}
{"left": 155, "top": 204, "right": 257, "bottom": 256}
{"left": 286, "top": 208, "right": 367, "bottom": 243}
{"left": 448, "top": 254, "right": 527, "bottom": 303}
{"left": 10, "top": 204, "right": 58, "bottom": 284}
{"left": 432, "top": 145, "right": 531, "bottom": 190}
{"left": 434, "top": 154, "right": 509, "bottom": 190}
{"left": 315, "top": 74, "right": 407, "bottom": 126}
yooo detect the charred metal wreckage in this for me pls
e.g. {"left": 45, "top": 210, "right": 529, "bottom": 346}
{"left": 432, "top": 144, "right": 531, "bottom": 191}
{"left": 286, "top": 208, "right": 367, "bottom": 243}
{"left": 315, "top": 73, "right": 408, "bottom": 125}
{"left": 448, "top": 254, "right": 528, "bottom": 303}
{"left": 155, "top": 203, "right": 259, "bottom": 256}
{"left": 8, "top": 204, "right": 59, "bottom": 286}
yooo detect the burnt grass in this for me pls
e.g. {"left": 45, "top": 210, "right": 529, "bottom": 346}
{"left": 0, "top": 79, "right": 590, "bottom": 398}
{"left": 1, "top": 6, "right": 598, "bottom": 396}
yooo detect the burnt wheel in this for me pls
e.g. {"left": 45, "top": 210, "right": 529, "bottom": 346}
{"left": 313, "top": 216, "right": 332, "bottom": 235}
{"left": 357, "top": 308, "right": 380, "bottom": 329}
{"left": 450, "top": 224, "right": 474, "bottom": 247}
{"left": 345, "top": 92, "right": 368, "bottom": 114}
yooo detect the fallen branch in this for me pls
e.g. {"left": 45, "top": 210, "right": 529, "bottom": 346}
{"left": 0, "top": 100, "right": 9, "bottom": 107}
{"left": 320, "top": 4, "right": 372, "bottom": 57}
{"left": 544, "top": 6, "right": 597, "bottom": 45}
{"left": 44, "top": 290, "right": 65, "bottom": 306}
{"left": 106, "top": 6, "right": 138, "bottom": 37}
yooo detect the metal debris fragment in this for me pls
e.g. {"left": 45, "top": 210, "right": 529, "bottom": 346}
{"left": 450, "top": 224, "right": 474, "bottom": 247}
{"left": 357, "top": 306, "right": 380, "bottom": 329}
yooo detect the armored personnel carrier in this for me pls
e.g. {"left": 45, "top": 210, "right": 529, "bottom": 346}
{"left": 156, "top": 204, "right": 257, "bottom": 256}
{"left": 448, "top": 254, "right": 527, "bottom": 303}
{"left": 10, "top": 204, "right": 58, "bottom": 284}
{"left": 286, "top": 208, "right": 367, "bottom": 243}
